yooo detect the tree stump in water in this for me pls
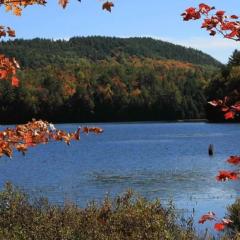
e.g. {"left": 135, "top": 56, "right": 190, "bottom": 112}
{"left": 208, "top": 144, "right": 214, "bottom": 156}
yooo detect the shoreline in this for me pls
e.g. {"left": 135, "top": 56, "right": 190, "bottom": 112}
{"left": 0, "top": 119, "right": 209, "bottom": 126}
{"left": 2, "top": 118, "right": 240, "bottom": 125}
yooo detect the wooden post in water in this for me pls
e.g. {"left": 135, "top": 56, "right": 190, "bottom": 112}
{"left": 208, "top": 144, "right": 214, "bottom": 156}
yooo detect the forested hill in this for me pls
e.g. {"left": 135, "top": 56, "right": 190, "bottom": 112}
{"left": 0, "top": 36, "right": 221, "bottom": 68}
{"left": 0, "top": 36, "right": 220, "bottom": 123}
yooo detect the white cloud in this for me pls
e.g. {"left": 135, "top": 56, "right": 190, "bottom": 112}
{"left": 146, "top": 35, "right": 240, "bottom": 64}
{"left": 165, "top": 37, "right": 240, "bottom": 50}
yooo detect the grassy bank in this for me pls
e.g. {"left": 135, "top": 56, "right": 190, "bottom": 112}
{"left": 0, "top": 182, "right": 197, "bottom": 240}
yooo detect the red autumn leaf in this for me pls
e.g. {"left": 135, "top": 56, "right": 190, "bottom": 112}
{"left": 182, "top": 7, "right": 201, "bottom": 21}
{"left": 221, "top": 22, "right": 237, "bottom": 31}
{"left": 216, "top": 10, "right": 225, "bottom": 17}
{"left": 224, "top": 111, "right": 235, "bottom": 120}
{"left": 11, "top": 76, "right": 19, "bottom": 87}
{"left": 199, "top": 211, "right": 216, "bottom": 224}
{"left": 216, "top": 170, "right": 238, "bottom": 181}
{"left": 227, "top": 156, "right": 240, "bottom": 165}
{"left": 199, "top": 3, "right": 213, "bottom": 14}
{"left": 89, "top": 127, "right": 104, "bottom": 134}
{"left": 0, "top": 70, "right": 8, "bottom": 79}
{"left": 6, "top": 27, "right": 15, "bottom": 37}
{"left": 59, "top": 0, "right": 68, "bottom": 9}
{"left": 214, "top": 222, "right": 225, "bottom": 231}
{"left": 231, "top": 15, "right": 239, "bottom": 19}
{"left": 102, "top": 1, "right": 114, "bottom": 12}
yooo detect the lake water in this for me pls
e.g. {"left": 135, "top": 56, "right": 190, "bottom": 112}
{"left": 0, "top": 122, "right": 239, "bottom": 235}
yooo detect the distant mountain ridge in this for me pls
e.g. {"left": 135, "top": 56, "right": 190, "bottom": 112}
{"left": 0, "top": 36, "right": 221, "bottom": 68}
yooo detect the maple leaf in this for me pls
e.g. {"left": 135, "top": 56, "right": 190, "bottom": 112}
{"left": 11, "top": 76, "right": 19, "bottom": 87}
{"left": 199, "top": 3, "right": 213, "bottom": 14}
{"left": 59, "top": 0, "right": 68, "bottom": 9}
{"left": 0, "top": 70, "right": 8, "bottom": 79}
{"left": 102, "top": 1, "right": 114, "bottom": 12}
{"left": 7, "top": 27, "right": 15, "bottom": 37}
{"left": 16, "top": 144, "right": 28, "bottom": 155}
{"left": 214, "top": 222, "right": 225, "bottom": 231}
{"left": 214, "top": 219, "right": 233, "bottom": 231}
{"left": 198, "top": 212, "right": 216, "bottom": 224}
{"left": 224, "top": 111, "right": 235, "bottom": 120}
{"left": 13, "top": 6, "right": 22, "bottom": 16}
{"left": 216, "top": 10, "right": 225, "bottom": 17}
{"left": 226, "top": 156, "right": 240, "bottom": 165}
{"left": 231, "top": 15, "right": 239, "bottom": 19}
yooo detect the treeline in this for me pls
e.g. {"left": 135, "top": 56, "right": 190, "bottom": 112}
{"left": 0, "top": 36, "right": 221, "bottom": 68}
{"left": 0, "top": 37, "right": 220, "bottom": 123}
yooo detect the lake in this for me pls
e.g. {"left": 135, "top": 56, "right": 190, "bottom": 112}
{"left": 0, "top": 122, "right": 239, "bottom": 234}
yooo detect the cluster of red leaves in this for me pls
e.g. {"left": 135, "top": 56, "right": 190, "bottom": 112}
{"left": 216, "top": 170, "right": 238, "bottom": 181}
{"left": 182, "top": 3, "right": 240, "bottom": 40}
{"left": 0, "top": 119, "right": 103, "bottom": 158}
{"left": 208, "top": 98, "right": 240, "bottom": 120}
{"left": 0, "top": 24, "right": 19, "bottom": 87}
{"left": 199, "top": 211, "right": 233, "bottom": 231}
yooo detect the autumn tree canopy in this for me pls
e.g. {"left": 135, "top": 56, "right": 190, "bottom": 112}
{"left": 182, "top": 3, "right": 240, "bottom": 41}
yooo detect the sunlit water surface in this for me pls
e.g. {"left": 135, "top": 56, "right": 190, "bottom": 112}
{"left": 0, "top": 122, "right": 239, "bottom": 235}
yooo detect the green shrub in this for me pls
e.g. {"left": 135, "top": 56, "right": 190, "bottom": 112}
{"left": 0, "top": 182, "right": 198, "bottom": 240}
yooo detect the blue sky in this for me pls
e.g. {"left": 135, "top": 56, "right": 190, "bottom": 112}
{"left": 1, "top": 0, "right": 240, "bottom": 63}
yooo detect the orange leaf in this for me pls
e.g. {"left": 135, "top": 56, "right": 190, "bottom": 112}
{"left": 59, "top": 0, "right": 69, "bottom": 9}
{"left": 11, "top": 76, "right": 19, "bottom": 87}
{"left": 102, "top": 1, "right": 114, "bottom": 12}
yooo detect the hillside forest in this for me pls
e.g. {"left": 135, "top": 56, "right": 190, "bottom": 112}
{"left": 0, "top": 36, "right": 230, "bottom": 123}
